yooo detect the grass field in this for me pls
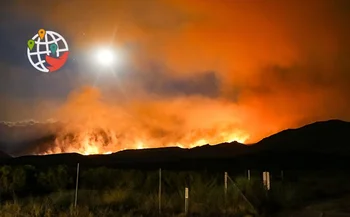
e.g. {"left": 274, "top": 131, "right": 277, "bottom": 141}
{"left": 1, "top": 165, "right": 350, "bottom": 216}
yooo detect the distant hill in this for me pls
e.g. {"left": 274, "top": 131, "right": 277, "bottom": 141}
{"left": 1, "top": 119, "right": 350, "bottom": 170}
{"left": 0, "top": 120, "right": 61, "bottom": 155}
{"left": 0, "top": 149, "right": 12, "bottom": 160}
{"left": 254, "top": 119, "right": 350, "bottom": 153}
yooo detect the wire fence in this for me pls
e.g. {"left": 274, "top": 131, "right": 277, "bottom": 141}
{"left": 72, "top": 165, "right": 262, "bottom": 215}
{"left": 1, "top": 163, "right": 350, "bottom": 216}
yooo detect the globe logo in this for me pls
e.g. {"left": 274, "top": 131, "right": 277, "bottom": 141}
{"left": 27, "top": 29, "right": 69, "bottom": 73}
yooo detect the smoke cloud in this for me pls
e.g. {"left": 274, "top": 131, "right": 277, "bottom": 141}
{"left": 2, "top": 0, "right": 350, "bottom": 154}
{"left": 38, "top": 86, "right": 248, "bottom": 154}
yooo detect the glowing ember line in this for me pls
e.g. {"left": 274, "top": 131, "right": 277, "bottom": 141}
{"left": 36, "top": 128, "right": 250, "bottom": 155}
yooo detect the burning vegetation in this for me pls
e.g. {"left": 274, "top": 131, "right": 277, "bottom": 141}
{"left": 32, "top": 86, "right": 250, "bottom": 155}
{"left": 39, "top": 126, "right": 249, "bottom": 155}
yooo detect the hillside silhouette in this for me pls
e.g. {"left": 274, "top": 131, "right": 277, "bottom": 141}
{"left": 254, "top": 119, "right": 350, "bottom": 153}
{"left": 1, "top": 119, "right": 350, "bottom": 170}
{"left": 0, "top": 149, "right": 11, "bottom": 159}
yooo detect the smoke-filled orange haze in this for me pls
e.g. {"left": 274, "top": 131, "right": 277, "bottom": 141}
{"left": 2, "top": 0, "right": 350, "bottom": 155}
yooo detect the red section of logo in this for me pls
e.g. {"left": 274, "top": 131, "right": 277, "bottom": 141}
{"left": 45, "top": 52, "right": 69, "bottom": 72}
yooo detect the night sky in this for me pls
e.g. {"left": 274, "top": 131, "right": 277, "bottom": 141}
{"left": 1, "top": 0, "right": 350, "bottom": 148}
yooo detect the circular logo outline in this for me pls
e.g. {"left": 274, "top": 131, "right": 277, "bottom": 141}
{"left": 27, "top": 30, "right": 69, "bottom": 73}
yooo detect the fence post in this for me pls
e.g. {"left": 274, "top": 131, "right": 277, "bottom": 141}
{"left": 263, "top": 171, "right": 270, "bottom": 190}
{"left": 224, "top": 172, "right": 228, "bottom": 196}
{"left": 185, "top": 187, "right": 189, "bottom": 215}
{"left": 247, "top": 169, "right": 251, "bottom": 181}
{"left": 224, "top": 172, "right": 228, "bottom": 213}
{"left": 281, "top": 170, "right": 284, "bottom": 181}
{"left": 158, "top": 168, "right": 162, "bottom": 214}
{"left": 74, "top": 163, "right": 80, "bottom": 208}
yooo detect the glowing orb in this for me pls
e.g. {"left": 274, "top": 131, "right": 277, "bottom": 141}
{"left": 96, "top": 48, "right": 114, "bottom": 66}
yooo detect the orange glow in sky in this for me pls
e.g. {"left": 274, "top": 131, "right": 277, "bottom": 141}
{"left": 3, "top": 0, "right": 350, "bottom": 155}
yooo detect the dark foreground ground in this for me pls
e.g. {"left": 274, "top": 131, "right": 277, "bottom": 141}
{"left": 1, "top": 165, "right": 350, "bottom": 217}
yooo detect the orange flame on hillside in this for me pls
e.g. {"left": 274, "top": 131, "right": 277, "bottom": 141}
{"left": 34, "top": 87, "right": 252, "bottom": 156}
{"left": 42, "top": 128, "right": 249, "bottom": 155}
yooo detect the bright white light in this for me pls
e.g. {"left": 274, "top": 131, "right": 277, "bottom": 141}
{"left": 96, "top": 48, "right": 114, "bottom": 66}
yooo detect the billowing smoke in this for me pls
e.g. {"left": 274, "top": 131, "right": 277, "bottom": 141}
{"left": 38, "top": 86, "right": 250, "bottom": 155}
{"left": 2, "top": 0, "right": 350, "bottom": 155}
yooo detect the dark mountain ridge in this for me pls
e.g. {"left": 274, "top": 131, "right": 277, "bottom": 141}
{"left": 1, "top": 119, "right": 350, "bottom": 170}
{"left": 253, "top": 119, "right": 350, "bottom": 153}
{"left": 0, "top": 150, "right": 12, "bottom": 159}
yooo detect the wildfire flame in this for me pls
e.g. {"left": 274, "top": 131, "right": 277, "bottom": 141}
{"left": 41, "top": 128, "right": 250, "bottom": 155}
{"left": 37, "top": 87, "right": 251, "bottom": 156}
